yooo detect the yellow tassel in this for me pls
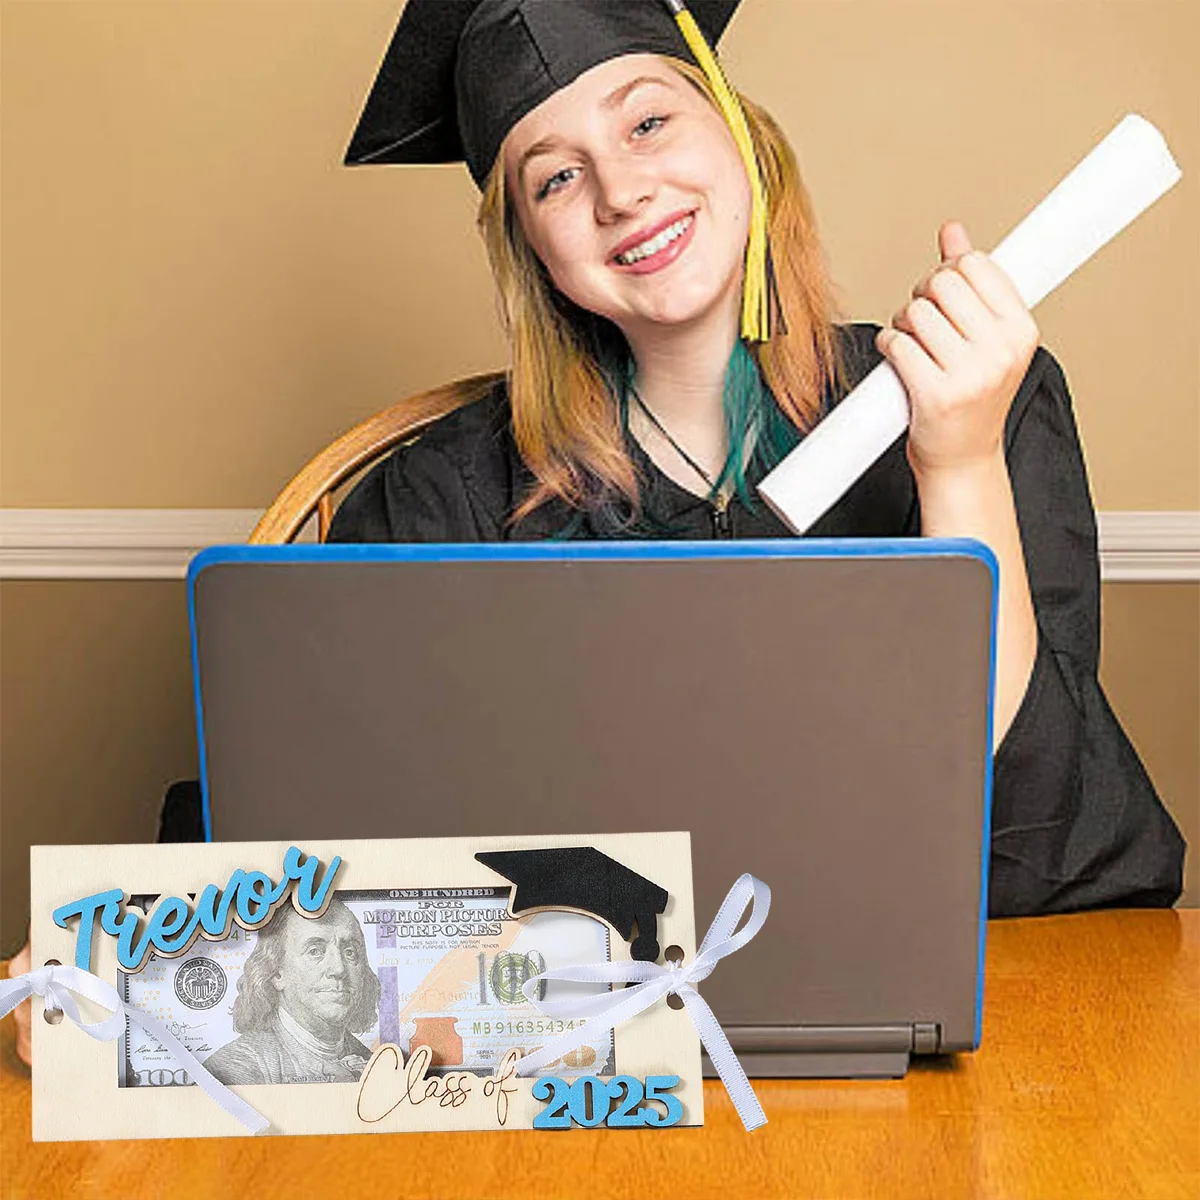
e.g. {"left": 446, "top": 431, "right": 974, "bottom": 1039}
{"left": 670, "top": 3, "right": 773, "bottom": 342}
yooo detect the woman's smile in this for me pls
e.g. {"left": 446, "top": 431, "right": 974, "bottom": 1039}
{"left": 610, "top": 210, "right": 697, "bottom": 274}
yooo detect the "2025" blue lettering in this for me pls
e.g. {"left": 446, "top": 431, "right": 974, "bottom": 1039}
{"left": 531, "top": 1075, "right": 683, "bottom": 1129}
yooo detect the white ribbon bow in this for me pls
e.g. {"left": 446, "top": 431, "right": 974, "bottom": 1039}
{"left": 0, "top": 963, "right": 269, "bottom": 1135}
{"left": 515, "top": 872, "right": 770, "bottom": 1132}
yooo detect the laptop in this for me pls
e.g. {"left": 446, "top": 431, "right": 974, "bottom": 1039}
{"left": 187, "top": 539, "right": 997, "bottom": 1078}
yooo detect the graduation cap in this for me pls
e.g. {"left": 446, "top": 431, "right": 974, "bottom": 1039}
{"left": 344, "top": 0, "right": 780, "bottom": 342}
{"left": 475, "top": 847, "right": 670, "bottom": 962}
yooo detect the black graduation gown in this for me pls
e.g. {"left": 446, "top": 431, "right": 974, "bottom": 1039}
{"left": 317, "top": 321, "right": 1186, "bottom": 918}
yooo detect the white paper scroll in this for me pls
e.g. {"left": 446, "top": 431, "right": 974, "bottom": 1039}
{"left": 758, "top": 113, "right": 1183, "bottom": 534}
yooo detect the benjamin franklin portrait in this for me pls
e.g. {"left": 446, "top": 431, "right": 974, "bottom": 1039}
{"left": 205, "top": 899, "right": 381, "bottom": 1086}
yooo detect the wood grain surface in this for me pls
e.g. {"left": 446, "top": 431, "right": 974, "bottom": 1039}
{"left": 3, "top": 910, "right": 1197, "bottom": 1200}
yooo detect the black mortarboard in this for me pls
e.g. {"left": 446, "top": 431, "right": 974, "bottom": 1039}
{"left": 475, "top": 846, "right": 670, "bottom": 962}
{"left": 345, "top": 0, "right": 740, "bottom": 187}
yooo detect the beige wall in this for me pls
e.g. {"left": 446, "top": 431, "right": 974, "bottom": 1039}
{"left": 2, "top": 0, "right": 1196, "bottom": 509}
{"left": 2, "top": 2, "right": 1197, "bottom": 949}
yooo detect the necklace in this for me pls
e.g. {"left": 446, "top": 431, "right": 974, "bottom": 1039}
{"left": 628, "top": 384, "right": 729, "bottom": 509}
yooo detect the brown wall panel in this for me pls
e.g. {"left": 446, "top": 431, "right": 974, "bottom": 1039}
{"left": 0, "top": 581, "right": 198, "bottom": 954}
{"left": 1099, "top": 582, "right": 1199, "bottom": 906}
{"left": 2, "top": 579, "right": 1195, "bottom": 954}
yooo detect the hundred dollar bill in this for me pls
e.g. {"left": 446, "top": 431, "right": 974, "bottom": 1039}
{"left": 118, "top": 886, "right": 615, "bottom": 1088}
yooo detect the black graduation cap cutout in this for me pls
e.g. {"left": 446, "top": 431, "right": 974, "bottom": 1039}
{"left": 475, "top": 848, "right": 669, "bottom": 962}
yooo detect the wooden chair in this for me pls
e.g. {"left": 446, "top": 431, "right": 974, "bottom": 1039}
{"left": 249, "top": 370, "right": 505, "bottom": 545}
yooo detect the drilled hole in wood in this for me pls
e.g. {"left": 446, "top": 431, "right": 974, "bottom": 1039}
{"left": 42, "top": 959, "right": 64, "bottom": 1024}
{"left": 664, "top": 946, "right": 686, "bottom": 1009}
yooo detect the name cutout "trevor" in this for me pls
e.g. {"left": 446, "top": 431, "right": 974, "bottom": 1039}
{"left": 51, "top": 846, "right": 342, "bottom": 973}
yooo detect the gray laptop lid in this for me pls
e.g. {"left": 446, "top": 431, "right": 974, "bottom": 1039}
{"left": 189, "top": 540, "right": 997, "bottom": 1077}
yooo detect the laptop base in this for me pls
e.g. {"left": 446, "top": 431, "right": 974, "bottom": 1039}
{"left": 704, "top": 1050, "right": 911, "bottom": 1079}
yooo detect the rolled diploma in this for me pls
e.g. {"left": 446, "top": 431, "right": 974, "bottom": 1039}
{"left": 758, "top": 113, "right": 1182, "bottom": 534}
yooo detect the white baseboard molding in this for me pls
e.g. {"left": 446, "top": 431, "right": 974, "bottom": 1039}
{"left": 0, "top": 508, "right": 1197, "bottom": 581}
{"left": 0, "top": 509, "right": 307, "bottom": 579}
{"left": 1097, "top": 511, "right": 1200, "bottom": 582}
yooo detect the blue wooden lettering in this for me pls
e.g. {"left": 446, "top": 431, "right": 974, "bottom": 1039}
{"left": 530, "top": 1074, "right": 684, "bottom": 1129}
{"left": 50, "top": 847, "right": 343, "bottom": 972}
{"left": 195, "top": 876, "right": 242, "bottom": 937}
{"left": 52, "top": 889, "right": 124, "bottom": 972}
{"left": 531, "top": 1077, "right": 572, "bottom": 1129}
{"left": 234, "top": 871, "right": 282, "bottom": 926}
{"left": 285, "top": 846, "right": 342, "bottom": 913}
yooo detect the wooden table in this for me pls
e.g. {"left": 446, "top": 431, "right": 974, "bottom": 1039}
{"left": 3, "top": 911, "right": 1197, "bottom": 1200}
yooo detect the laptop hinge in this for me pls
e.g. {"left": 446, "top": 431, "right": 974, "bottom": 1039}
{"left": 912, "top": 1021, "right": 941, "bottom": 1054}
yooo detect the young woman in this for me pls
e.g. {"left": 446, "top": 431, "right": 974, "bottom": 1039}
{"left": 332, "top": 0, "right": 1184, "bottom": 919}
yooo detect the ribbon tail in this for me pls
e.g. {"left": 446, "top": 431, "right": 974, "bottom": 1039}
{"left": 678, "top": 985, "right": 767, "bottom": 1132}
{"left": 691, "top": 875, "right": 772, "bottom": 982}
{"left": 0, "top": 979, "right": 33, "bottom": 1021}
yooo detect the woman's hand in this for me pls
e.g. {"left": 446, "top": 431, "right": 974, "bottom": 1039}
{"left": 875, "top": 220, "right": 1040, "bottom": 479}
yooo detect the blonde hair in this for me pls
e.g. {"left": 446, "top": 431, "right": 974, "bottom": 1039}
{"left": 477, "top": 57, "right": 851, "bottom": 524}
